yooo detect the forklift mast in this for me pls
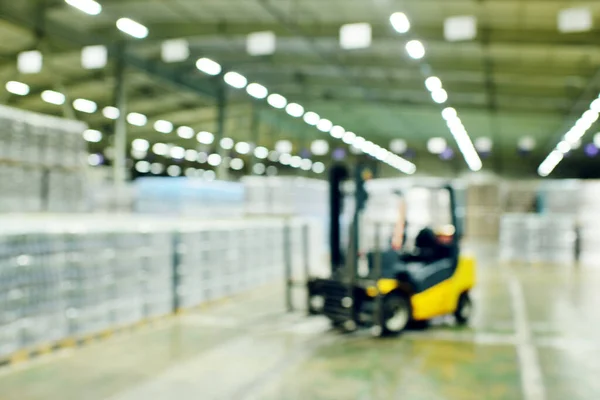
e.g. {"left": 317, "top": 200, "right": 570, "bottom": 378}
{"left": 328, "top": 162, "right": 377, "bottom": 275}
{"left": 328, "top": 164, "right": 349, "bottom": 274}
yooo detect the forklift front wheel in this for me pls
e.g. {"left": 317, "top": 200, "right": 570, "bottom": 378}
{"left": 455, "top": 292, "right": 472, "bottom": 325}
{"left": 383, "top": 294, "right": 411, "bottom": 335}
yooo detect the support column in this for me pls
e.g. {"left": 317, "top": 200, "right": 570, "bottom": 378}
{"left": 113, "top": 43, "right": 128, "bottom": 187}
{"left": 215, "top": 81, "right": 229, "bottom": 181}
{"left": 250, "top": 101, "right": 260, "bottom": 175}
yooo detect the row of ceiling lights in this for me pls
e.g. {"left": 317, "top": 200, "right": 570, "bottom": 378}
{"left": 62, "top": 1, "right": 409, "bottom": 175}
{"left": 195, "top": 58, "right": 417, "bottom": 175}
{"left": 538, "top": 95, "right": 600, "bottom": 177}
{"left": 389, "top": 12, "right": 482, "bottom": 172}
{"left": 127, "top": 137, "right": 326, "bottom": 175}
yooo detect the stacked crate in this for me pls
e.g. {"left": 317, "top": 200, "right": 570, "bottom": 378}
{"left": 134, "top": 178, "right": 246, "bottom": 219}
{"left": 578, "top": 181, "right": 600, "bottom": 267}
{"left": 0, "top": 215, "right": 325, "bottom": 361}
{"left": 500, "top": 213, "right": 576, "bottom": 264}
{"left": 0, "top": 105, "right": 88, "bottom": 213}
{"left": 465, "top": 182, "right": 501, "bottom": 241}
{"left": 502, "top": 181, "right": 539, "bottom": 213}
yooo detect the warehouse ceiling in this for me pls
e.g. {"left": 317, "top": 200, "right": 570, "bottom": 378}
{"left": 1, "top": 0, "right": 600, "bottom": 178}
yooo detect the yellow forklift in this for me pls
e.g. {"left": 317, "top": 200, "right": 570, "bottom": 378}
{"left": 307, "top": 164, "right": 476, "bottom": 336}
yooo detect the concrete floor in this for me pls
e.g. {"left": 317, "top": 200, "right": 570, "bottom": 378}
{"left": 1, "top": 248, "right": 600, "bottom": 400}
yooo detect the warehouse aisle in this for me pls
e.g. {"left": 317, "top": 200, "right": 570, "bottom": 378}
{"left": 1, "top": 256, "right": 600, "bottom": 400}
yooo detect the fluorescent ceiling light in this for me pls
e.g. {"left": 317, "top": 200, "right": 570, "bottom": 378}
{"left": 300, "top": 159, "right": 312, "bottom": 171}
{"left": 558, "top": 8, "right": 592, "bottom": 33}
{"left": 425, "top": 76, "right": 442, "bottom": 92}
{"left": 5, "top": 81, "right": 29, "bottom": 96}
{"left": 161, "top": 39, "right": 189, "bottom": 63}
{"left": 150, "top": 163, "right": 164, "bottom": 174}
{"left": 167, "top": 165, "right": 182, "bottom": 177}
{"left": 65, "top": 0, "right": 102, "bottom": 15}
{"left": 170, "top": 146, "right": 185, "bottom": 159}
{"left": 444, "top": 15, "right": 477, "bottom": 41}
{"left": 235, "top": 141, "right": 251, "bottom": 154}
{"left": 342, "top": 131, "right": 356, "bottom": 144}
{"left": 275, "top": 140, "right": 293, "bottom": 154}
{"left": 406, "top": 40, "right": 425, "bottom": 59}
{"left": 253, "top": 163, "right": 266, "bottom": 175}
{"left": 224, "top": 71, "right": 248, "bottom": 89}
{"left": 103, "top": 106, "right": 119, "bottom": 120}
{"left": 432, "top": 88, "right": 448, "bottom": 104}
{"left": 127, "top": 112, "right": 147, "bottom": 127}
{"left": 246, "top": 83, "right": 268, "bottom": 99}
{"left": 207, "top": 153, "right": 222, "bottom": 166}
{"left": 330, "top": 125, "right": 345, "bottom": 139}
{"left": 41, "top": 90, "right": 65, "bottom": 105}
{"left": 279, "top": 153, "right": 292, "bottom": 166}
{"left": 442, "top": 107, "right": 457, "bottom": 121}
{"left": 247, "top": 31, "right": 276, "bottom": 56}
{"left": 152, "top": 143, "right": 168, "bottom": 156}
{"left": 427, "top": 137, "right": 447, "bottom": 154}
{"left": 18, "top": 50, "right": 42, "bottom": 74}
{"left": 390, "top": 138, "right": 407, "bottom": 154}
{"left": 196, "top": 58, "right": 222, "bottom": 75}
{"left": 116, "top": 18, "right": 148, "bottom": 39}
{"left": 303, "top": 111, "right": 320, "bottom": 126}
{"left": 185, "top": 149, "right": 198, "bottom": 162}
{"left": 390, "top": 12, "right": 410, "bottom": 34}
{"left": 254, "top": 146, "right": 269, "bottom": 159}
{"left": 317, "top": 119, "right": 333, "bottom": 133}
{"left": 197, "top": 131, "right": 214, "bottom": 145}
{"left": 311, "top": 139, "right": 329, "bottom": 156}
{"left": 73, "top": 98, "right": 97, "bottom": 113}
{"left": 285, "top": 103, "right": 304, "bottom": 118}
{"left": 290, "top": 156, "right": 302, "bottom": 168}
{"left": 340, "top": 23, "right": 372, "bottom": 50}
{"left": 88, "top": 154, "right": 102, "bottom": 166}
{"left": 267, "top": 93, "right": 287, "bottom": 109}
{"left": 83, "top": 129, "right": 102, "bottom": 143}
{"left": 475, "top": 137, "right": 493, "bottom": 152}
{"left": 556, "top": 140, "right": 571, "bottom": 154}
{"left": 132, "top": 138, "right": 150, "bottom": 152}
{"left": 177, "top": 126, "right": 195, "bottom": 139}
{"left": 312, "top": 162, "right": 326, "bottom": 174}
{"left": 230, "top": 158, "right": 245, "bottom": 171}
{"left": 81, "top": 45, "right": 107, "bottom": 69}
{"left": 154, "top": 120, "right": 173, "bottom": 134}
{"left": 135, "top": 161, "right": 150, "bottom": 174}
{"left": 220, "top": 137, "right": 234, "bottom": 150}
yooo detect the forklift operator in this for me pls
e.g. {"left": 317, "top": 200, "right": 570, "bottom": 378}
{"left": 389, "top": 195, "right": 453, "bottom": 264}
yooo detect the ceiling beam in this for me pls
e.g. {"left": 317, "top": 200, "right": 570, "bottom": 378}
{"left": 83, "top": 20, "right": 600, "bottom": 49}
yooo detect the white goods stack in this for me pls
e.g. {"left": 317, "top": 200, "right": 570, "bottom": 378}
{"left": 241, "top": 176, "right": 328, "bottom": 218}
{"left": 465, "top": 182, "right": 501, "bottom": 241}
{"left": 134, "top": 178, "right": 246, "bottom": 219}
{"left": 577, "top": 181, "right": 600, "bottom": 267}
{"left": 0, "top": 214, "right": 325, "bottom": 361}
{"left": 499, "top": 213, "right": 576, "bottom": 264}
{"left": 0, "top": 105, "right": 88, "bottom": 213}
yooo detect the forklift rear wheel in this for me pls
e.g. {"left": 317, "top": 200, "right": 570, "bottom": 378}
{"left": 455, "top": 292, "right": 472, "bottom": 325}
{"left": 383, "top": 294, "right": 411, "bottom": 334}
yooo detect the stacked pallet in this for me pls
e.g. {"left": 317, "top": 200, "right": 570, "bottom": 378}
{"left": 0, "top": 105, "right": 88, "bottom": 213}
{"left": 0, "top": 215, "right": 324, "bottom": 361}
{"left": 499, "top": 213, "right": 576, "bottom": 264}
{"left": 578, "top": 181, "right": 600, "bottom": 267}
{"left": 465, "top": 182, "right": 501, "bottom": 241}
{"left": 502, "top": 181, "right": 539, "bottom": 213}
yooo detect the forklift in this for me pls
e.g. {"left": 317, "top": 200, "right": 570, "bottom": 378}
{"left": 307, "top": 163, "right": 476, "bottom": 336}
